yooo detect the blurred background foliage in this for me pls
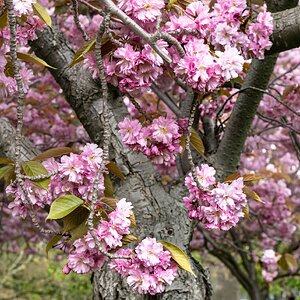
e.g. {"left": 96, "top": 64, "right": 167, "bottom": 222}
{"left": 0, "top": 242, "right": 92, "bottom": 300}
{"left": 1, "top": 242, "right": 299, "bottom": 300}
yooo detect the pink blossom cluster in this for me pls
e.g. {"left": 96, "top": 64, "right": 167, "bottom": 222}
{"left": 248, "top": 179, "right": 296, "bottom": 245}
{"left": 118, "top": 116, "right": 183, "bottom": 167}
{"left": 0, "top": 47, "right": 35, "bottom": 98}
{"left": 64, "top": 198, "right": 133, "bottom": 274}
{"left": 0, "top": 13, "right": 44, "bottom": 98}
{"left": 62, "top": 14, "right": 104, "bottom": 49}
{"left": 104, "top": 41, "right": 168, "bottom": 94}
{"left": 76, "top": 0, "right": 273, "bottom": 95}
{"left": 13, "top": 0, "right": 35, "bottom": 16}
{"left": 259, "top": 49, "right": 300, "bottom": 135}
{"left": 174, "top": 39, "right": 245, "bottom": 93}
{"left": 261, "top": 249, "right": 279, "bottom": 282}
{"left": 117, "top": 0, "right": 165, "bottom": 23}
{"left": 110, "top": 238, "right": 178, "bottom": 295}
{"left": 64, "top": 200, "right": 178, "bottom": 295}
{"left": 6, "top": 179, "right": 51, "bottom": 218}
{"left": 166, "top": 0, "right": 273, "bottom": 58}
{"left": 44, "top": 143, "right": 104, "bottom": 202}
{"left": 0, "top": 72, "right": 82, "bottom": 150}
{"left": 5, "top": 143, "right": 104, "bottom": 218}
{"left": 183, "top": 164, "right": 247, "bottom": 230}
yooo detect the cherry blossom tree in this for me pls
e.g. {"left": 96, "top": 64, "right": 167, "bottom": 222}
{"left": 0, "top": 0, "right": 300, "bottom": 300}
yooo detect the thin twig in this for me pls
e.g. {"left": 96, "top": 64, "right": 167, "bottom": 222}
{"left": 6, "top": 0, "right": 24, "bottom": 178}
{"left": 256, "top": 112, "right": 300, "bottom": 134}
{"left": 151, "top": 83, "right": 182, "bottom": 117}
{"left": 86, "top": 16, "right": 130, "bottom": 260}
{"left": 71, "top": 0, "right": 89, "bottom": 41}
{"left": 186, "top": 102, "right": 201, "bottom": 190}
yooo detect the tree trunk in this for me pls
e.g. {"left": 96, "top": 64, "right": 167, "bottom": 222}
{"left": 29, "top": 26, "right": 212, "bottom": 300}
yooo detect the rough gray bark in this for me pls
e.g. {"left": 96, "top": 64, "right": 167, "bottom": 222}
{"left": 265, "top": 0, "right": 298, "bottom": 12}
{"left": 30, "top": 27, "right": 211, "bottom": 300}
{"left": 0, "top": 118, "right": 39, "bottom": 160}
{"left": 267, "top": 6, "right": 300, "bottom": 55}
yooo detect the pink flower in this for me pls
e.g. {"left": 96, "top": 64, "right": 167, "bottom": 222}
{"left": 109, "top": 249, "right": 133, "bottom": 275}
{"left": 97, "top": 220, "right": 123, "bottom": 248}
{"left": 115, "top": 198, "right": 133, "bottom": 218}
{"left": 261, "top": 249, "right": 277, "bottom": 265}
{"left": 127, "top": 271, "right": 154, "bottom": 294}
{"left": 118, "top": 118, "right": 142, "bottom": 145}
{"left": 213, "top": 23, "right": 238, "bottom": 46}
{"left": 13, "top": 0, "right": 35, "bottom": 16}
{"left": 81, "top": 143, "right": 103, "bottom": 167}
{"left": 132, "top": 0, "right": 165, "bottom": 23}
{"left": 216, "top": 46, "right": 244, "bottom": 81}
{"left": 60, "top": 153, "right": 84, "bottom": 182}
{"left": 141, "top": 40, "right": 168, "bottom": 66}
{"left": 150, "top": 116, "right": 180, "bottom": 144}
{"left": 135, "top": 237, "right": 164, "bottom": 267}
{"left": 197, "top": 164, "right": 217, "bottom": 189}
{"left": 114, "top": 44, "right": 140, "bottom": 75}
{"left": 212, "top": 178, "right": 246, "bottom": 211}
{"left": 67, "top": 253, "right": 94, "bottom": 274}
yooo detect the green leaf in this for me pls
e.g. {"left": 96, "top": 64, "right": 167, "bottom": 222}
{"left": 17, "top": 52, "right": 56, "bottom": 69}
{"left": 4, "top": 60, "right": 14, "bottom": 77}
{"left": 104, "top": 174, "right": 114, "bottom": 197}
{"left": 63, "top": 206, "right": 89, "bottom": 233}
{"left": 278, "top": 255, "right": 289, "bottom": 272}
{"left": 47, "top": 195, "right": 84, "bottom": 220}
{"left": 284, "top": 253, "right": 298, "bottom": 271}
{"left": 32, "top": 1, "right": 52, "bottom": 27}
{"left": 224, "top": 173, "right": 263, "bottom": 184}
{"left": 46, "top": 234, "right": 62, "bottom": 256}
{"left": 243, "top": 186, "right": 265, "bottom": 204}
{"left": 122, "top": 234, "right": 138, "bottom": 246}
{"left": 242, "top": 174, "right": 263, "bottom": 182}
{"left": 0, "top": 165, "right": 15, "bottom": 186}
{"left": 21, "top": 161, "right": 50, "bottom": 190}
{"left": 242, "top": 204, "right": 250, "bottom": 220}
{"left": 106, "top": 161, "right": 125, "bottom": 180}
{"left": 101, "top": 196, "right": 118, "bottom": 211}
{"left": 32, "top": 147, "right": 78, "bottom": 161}
{"left": 0, "top": 157, "right": 14, "bottom": 165}
{"left": 70, "top": 222, "right": 87, "bottom": 242}
{"left": 70, "top": 38, "right": 96, "bottom": 67}
{"left": 223, "top": 172, "right": 241, "bottom": 183}
{"left": 160, "top": 240, "right": 195, "bottom": 276}
{"left": 0, "top": 10, "right": 8, "bottom": 29}
{"left": 190, "top": 128, "right": 205, "bottom": 156}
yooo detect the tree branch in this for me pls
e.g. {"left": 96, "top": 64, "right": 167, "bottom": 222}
{"left": 213, "top": 55, "right": 278, "bottom": 178}
{"left": 268, "top": 6, "right": 300, "bottom": 55}
{"left": 0, "top": 118, "right": 39, "bottom": 160}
